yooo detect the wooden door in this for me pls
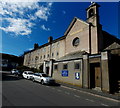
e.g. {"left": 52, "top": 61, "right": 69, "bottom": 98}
{"left": 95, "top": 67, "right": 101, "bottom": 87}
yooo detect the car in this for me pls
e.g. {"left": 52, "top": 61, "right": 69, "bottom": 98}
{"left": 22, "top": 71, "right": 34, "bottom": 79}
{"left": 11, "top": 69, "right": 23, "bottom": 76}
{"left": 32, "top": 73, "right": 55, "bottom": 85}
{"left": 11, "top": 69, "right": 18, "bottom": 74}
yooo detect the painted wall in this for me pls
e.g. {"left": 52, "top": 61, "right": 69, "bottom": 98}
{"left": 53, "top": 59, "right": 83, "bottom": 87}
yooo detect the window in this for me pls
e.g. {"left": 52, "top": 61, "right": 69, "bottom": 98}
{"left": 74, "top": 62, "right": 80, "bottom": 70}
{"left": 72, "top": 37, "right": 80, "bottom": 47}
{"left": 40, "top": 56, "right": 42, "bottom": 59}
{"left": 57, "top": 42, "right": 59, "bottom": 47}
{"left": 57, "top": 52, "right": 59, "bottom": 56}
{"left": 34, "top": 73, "right": 40, "bottom": 76}
{"left": 89, "top": 9, "right": 94, "bottom": 18}
{"left": 47, "top": 54, "right": 49, "bottom": 58}
{"left": 52, "top": 44, "right": 54, "bottom": 49}
{"left": 54, "top": 64, "right": 58, "bottom": 70}
{"left": 35, "top": 56, "right": 39, "bottom": 60}
{"left": 44, "top": 55, "right": 45, "bottom": 58}
{"left": 52, "top": 53, "right": 54, "bottom": 57}
{"left": 63, "top": 64, "right": 68, "bottom": 69}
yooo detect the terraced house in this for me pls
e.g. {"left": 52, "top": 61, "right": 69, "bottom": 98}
{"left": 24, "top": 2, "right": 120, "bottom": 94}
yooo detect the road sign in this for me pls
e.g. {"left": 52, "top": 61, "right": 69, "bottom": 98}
{"left": 75, "top": 72, "right": 80, "bottom": 80}
{"left": 61, "top": 70, "right": 68, "bottom": 77}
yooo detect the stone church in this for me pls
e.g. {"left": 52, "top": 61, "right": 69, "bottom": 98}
{"left": 24, "top": 2, "right": 120, "bottom": 94}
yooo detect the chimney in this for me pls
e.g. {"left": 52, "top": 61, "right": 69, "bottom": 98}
{"left": 48, "top": 36, "right": 53, "bottom": 43}
{"left": 34, "top": 43, "right": 39, "bottom": 49}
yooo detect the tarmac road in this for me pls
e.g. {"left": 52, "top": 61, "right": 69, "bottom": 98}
{"left": 2, "top": 71, "right": 120, "bottom": 107}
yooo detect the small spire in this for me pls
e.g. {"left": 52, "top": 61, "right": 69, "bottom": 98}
{"left": 91, "top": 1, "right": 95, "bottom": 4}
{"left": 91, "top": 1, "right": 93, "bottom": 4}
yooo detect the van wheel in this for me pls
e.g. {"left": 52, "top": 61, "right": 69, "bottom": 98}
{"left": 41, "top": 80, "right": 44, "bottom": 85}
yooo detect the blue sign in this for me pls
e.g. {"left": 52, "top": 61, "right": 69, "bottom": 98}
{"left": 61, "top": 70, "right": 68, "bottom": 77}
{"left": 75, "top": 72, "right": 80, "bottom": 80}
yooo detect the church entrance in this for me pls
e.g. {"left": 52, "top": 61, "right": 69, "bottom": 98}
{"left": 90, "top": 63, "right": 101, "bottom": 90}
{"left": 46, "top": 67, "right": 49, "bottom": 75}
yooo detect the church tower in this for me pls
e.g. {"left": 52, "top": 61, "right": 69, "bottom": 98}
{"left": 86, "top": 2, "right": 103, "bottom": 54}
{"left": 86, "top": 2, "right": 100, "bottom": 26}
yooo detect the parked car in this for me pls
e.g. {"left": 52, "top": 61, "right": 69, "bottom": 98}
{"left": 32, "top": 73, "right": 55, "bottom": 85}
{"left": 22, "top": 71, "right": 34, "bottom": 79}
{"left": 11, "top": 69, "right": 23, "bottom": 76}
{"left": 11, "top": 69, "right": 18, "bottom": 74}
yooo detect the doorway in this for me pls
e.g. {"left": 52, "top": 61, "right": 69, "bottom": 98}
{"left": 46, "top": 67, "right": 49, "bottom": 75}
{"left": 90, "top": 63, "right": 101, "bottom": 89}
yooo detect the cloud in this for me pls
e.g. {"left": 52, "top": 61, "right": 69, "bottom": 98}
{"left": 35, "top": 2, "right": 52, "bottom": 21}
{"left": 0, "top": 18, "right": 34, "bottom": 35}
{"left": 0, "top": 1, "right": 53, "bottom": 36}
{"left": 28, "top": 48, "right": 33, "bottom": 51}
{"left": 35, "top": 7, "right": 49, "bottom": 21}
{"left": 41, "top": 25, "right": 50, "bottom": 31}
{"left": 62, "top": 10, "right": 66, "bottom": 14}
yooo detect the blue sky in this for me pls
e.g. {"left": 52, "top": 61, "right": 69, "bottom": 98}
{"left": 0, "top": 1, "right": 119, "bottom": 56}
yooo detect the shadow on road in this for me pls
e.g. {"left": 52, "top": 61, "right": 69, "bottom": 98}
{"left": 32, "top": 80, "right": 61, "bottom": 87}
{"left": 47, "top": 82, "right": 61, "bottom": 87}
{"left": 2, "top": 72, "right": 23, "bottom": 81}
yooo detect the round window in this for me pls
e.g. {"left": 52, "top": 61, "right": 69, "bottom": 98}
{"left": 72, "top": 37, "right": 80, "bottom": 47}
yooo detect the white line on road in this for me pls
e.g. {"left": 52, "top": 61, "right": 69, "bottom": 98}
{"left": 61, "top": 85, "right": 119, "bottom": 103}
{"left": 65, "top": 92, "right": 70, "bottom": 95}
{"left": 101, "top": 103, "right": 109, "bottom": 106}
{"left": 74, "top": 95, "right": 80, "bottom": 98}
{"left": 85, "top": 99, "right": 94, "bottom": 102}
{"left": 61, "top": 86, "right": 76, "bottom": 91}
{"left": 45, "top": 86, "right": 49, "bottom": 88}
{"left": 57, "top": 90, "right": 62, "bottom": 92}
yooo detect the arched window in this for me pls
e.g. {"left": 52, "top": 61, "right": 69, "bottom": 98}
{"left": 89, "top": 9, "right": 94, "bottom": 18}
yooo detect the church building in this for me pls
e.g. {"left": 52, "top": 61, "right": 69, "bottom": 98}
{"left": 23, "top": 2, "right": 120, "bottom": 94}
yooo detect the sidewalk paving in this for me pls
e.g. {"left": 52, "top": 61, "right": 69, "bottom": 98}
{"left": 57, "top": 81, "right": 120, "bottom": 101}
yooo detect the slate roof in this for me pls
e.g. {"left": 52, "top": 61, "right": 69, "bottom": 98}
{"left": 104, "top": 42, "right": 120, "bottom": 50}
{"left": 57, "top": 51, "right": 87, "bottom": 61}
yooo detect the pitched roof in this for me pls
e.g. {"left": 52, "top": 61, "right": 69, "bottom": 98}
{"left": 24, "top": 35, "right": 66, "bottom": 55}
{"left": 64, "top": 17, "right": 89, "bottom": 36}
{"left": 57, "top": 51, "right": 87, "bottom": 61}
{"left": 104, "top": 42, "right": 120, "bottom": 50}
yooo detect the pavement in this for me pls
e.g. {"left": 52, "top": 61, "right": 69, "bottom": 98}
{"left": 57, "top": 81, "right": 120, "bottom": 102}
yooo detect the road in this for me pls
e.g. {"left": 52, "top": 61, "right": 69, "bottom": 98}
{"left": 2, "top": 71, "right": 119, "bottom": 106}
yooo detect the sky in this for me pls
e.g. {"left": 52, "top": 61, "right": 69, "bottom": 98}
{"left": 0, "top": 1, "right": 119, "bottom": 56}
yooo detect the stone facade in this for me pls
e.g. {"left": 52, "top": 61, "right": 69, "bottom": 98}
{"left": 23, "top": 2, "right": 120, "bottom": 94}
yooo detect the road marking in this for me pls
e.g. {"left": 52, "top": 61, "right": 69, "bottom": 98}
{"left": 45, "top": 86, "right": 49, "bottom": 88}
{"left": 61, "top": 86, "right": 76, "bottom": 91}
{"left": 74, "top": 95, "right": 80, "bottom": 98}
{"left": 101, "top": 103, "right": 109, "bottom": 106}
{"left": 57, "top": 90, "right": 62, "bottom": 92}
{"left": 85, "top": 99, "right": 94, "bottom": 102}
{"left": 65, "top": 92, "right": 70, "bottom": 95}
{"left": 61, "top": 85, "right": 119, "bottom": 103}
